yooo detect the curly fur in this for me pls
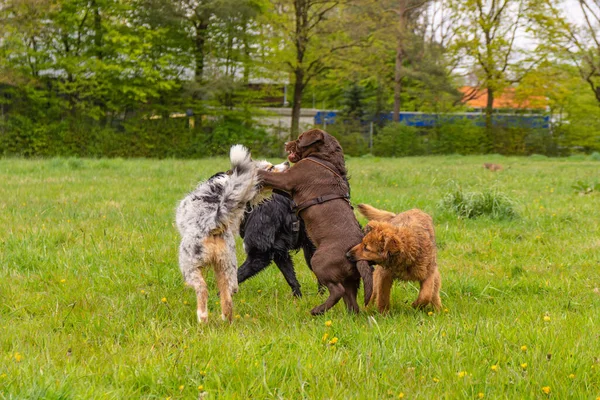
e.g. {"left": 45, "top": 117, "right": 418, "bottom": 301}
{"left": 175, "top": 145, "right": 286, "bottom": 323}
{"left": 347, "top": 204, "right": 442, "bottom": 312}
{"left": 237, "top": 193, "right": 317, "bottom": 297}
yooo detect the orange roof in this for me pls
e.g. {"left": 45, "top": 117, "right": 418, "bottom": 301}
{"left": 459, "top": 86, "right": 547, "bottom": 110}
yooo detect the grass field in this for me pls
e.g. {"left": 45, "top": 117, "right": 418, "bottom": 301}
{"left": 1, "top": 154, "right": 599, "bottom": 399}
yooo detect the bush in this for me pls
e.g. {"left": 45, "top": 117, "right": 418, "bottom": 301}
{"left": 326, "top": 122, "right": 369, "bottom": 157}
{"left": 0, "top": 115, "right": 284, "bottom": 158}
{"left": 372, "top": 123, "right": 423, "bottom": 157}
{"left": 432, "top": 119, "right": 487, "bottom": 155}
{"left": 439, "top": 188, "right": 518, "bottom": 220}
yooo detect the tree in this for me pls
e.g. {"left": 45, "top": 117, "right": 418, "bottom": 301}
{"left": 531, "top": 0, "right": 600, "bottom": 106}
{"left": 447, "top": 0, "right": 533, "bottom": 138}
{"left": 269, "top": 0, "right": 360, "bottom": 137}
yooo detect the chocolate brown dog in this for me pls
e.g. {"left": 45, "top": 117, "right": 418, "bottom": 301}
{"left": 258, "top": 129, "right": 373, "bottom": 315}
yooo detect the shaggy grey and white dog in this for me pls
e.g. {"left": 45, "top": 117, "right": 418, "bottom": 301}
{"left": 176, "top": 145, "right": 288, "bottom": 323}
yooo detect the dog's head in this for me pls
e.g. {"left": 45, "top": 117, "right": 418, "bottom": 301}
{"left": 346, "top": 221, "right": 406, "bottom": 264}
{"left": 285, "top": 129, "right": 345, "bottom": 171}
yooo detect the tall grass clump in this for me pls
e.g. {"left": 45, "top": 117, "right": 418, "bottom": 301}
{"left": 439, "top": 187, "right": 518, "bottom": 219}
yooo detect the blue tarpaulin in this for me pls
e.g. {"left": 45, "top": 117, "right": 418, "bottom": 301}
{"left": 314, "top": 111, "right": 550, "bottom": 129}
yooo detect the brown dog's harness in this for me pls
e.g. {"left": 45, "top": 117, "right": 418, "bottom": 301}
{"left": 291, "top": 157, "right": 352, "bottom": 215}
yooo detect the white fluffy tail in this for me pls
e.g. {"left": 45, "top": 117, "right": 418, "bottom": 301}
{"left": 214, "top": 145, "right": 258, "bottom": 227}
{"left": 229, "top": 144, "right": 252, "bottom": 174}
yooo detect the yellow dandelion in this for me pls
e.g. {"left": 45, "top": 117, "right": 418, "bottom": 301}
{"left": 183, "top": 300, "right": 189, "bottom": 305}
{"left": 14, "top": 352, "right": 22, "bottom": 362}
{"left": 198, "top": 385, "right": 204, "bottom": 391}
{"left": 521, "top": 363, "right": 527, "bottom": 369}
{"left": 543, "top": 315, "right": 551, "bottom": 322}
{"left": 60, "top": 279, "right": 66, "bottom": 283}
{"left": 140, "top": 290, "right": 146, "bottom": 294}
{"left": 491, "top": 365, "right": 499, "bottom": 372}
{"left": 569, "top": 373, "right": 575, "bottom": 379}
{"left": 521, "top": 345, "right": 527, "bottom": 352}
{"left": 457, "top": 371, "right": 467, "bottom": 378}
{"left": 444, "top": 308, "right": 449, "bottom": 313}
{"left": 200, "top": 370, "right": 206, "bottom": 376}
{"left": 478, "top": 393, "right": 484, "bottom": 399}
{"left": 398, "top": 393, "right": 404, "bottom": 399}
{"left": 235, "top": 314, "right": 241, "bottom": 319}
{"left": 328, "top": 337, "right": 338, "bottom": 345}
{"left": 441, "top": 332, "right": 446, "bottom": 337}
{"left": 215, "top": 301, "right": 220, "bottom": 305}
{"left": 179, "top": 385, "right": 184, "bottom": 391}
{"left": 325, "top": 320, "right": 332, "bottom": 327}
{"left": 244, "top": 314, "right": 250, "bottom": 319}
{"left": 542, "top": 386, "right": 551, "bottom": 395}
{"left": 257, "top": 289, "right": 262, "bottom": 293}
{"left": 0, "top": 373, "right": 6, "bottom": 379}
{"left": 161, "top": 297, "right": 167, "bottom": 303}
{"left": 433, "top": 377, "right": 440, "bottom": 383}
{"left": 427, "top": 311, "right": 433, "bottom": 316}
{"left": 322, "top": 333, "right": 329, "bottom": 342}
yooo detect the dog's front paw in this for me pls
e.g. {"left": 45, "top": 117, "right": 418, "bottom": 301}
{"left": 310, "top": 305, "right": 326, "bottom": 316}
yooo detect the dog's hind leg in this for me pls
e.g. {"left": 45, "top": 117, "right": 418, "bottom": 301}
{"left": 184, "top": 268, "right": 209, "bottom": 323}
{"left": 302, "top": 242, "right": 325, "bottom": 294}
{"left": 413, "top": 268, "right": 440, "bottom": 310}
{"left": 215, "top": 260, "right": 236, "bottom": 322}
{"left": 310, "top": 282, "right": 345, "bottom": 315}
{"left": 237, "top": 250, "right": 273, "bottom": 285}
{"left": 273, "top": 252, "right": 302, "bottom": 297}
{"left": 430, "top": 269, "right": 442, "bottom": 311}
{"left": 341, "top": 277, "right": 360, "bottom": 313}
{"left": 179, "top": 241, "right": 209, "bottom": 323}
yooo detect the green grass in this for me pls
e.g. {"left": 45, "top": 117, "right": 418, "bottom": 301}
{"left": 1, "top": 155, "right": 599, "bottom": 399}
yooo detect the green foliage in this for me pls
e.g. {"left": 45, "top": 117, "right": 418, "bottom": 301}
{"left": 372, "top": 123, "right": 423, "bottom": 157}
{"left": 0, "top": 115, "right": 283, "bottom": 158}
{"left": 431, "top": 118, "right": 488, "bottom": 155}
{"left": 439, "top": 187, "right": 518, "bottom": 220}
{"left": 325, "top": 122, "right": 369, "bottom": 157}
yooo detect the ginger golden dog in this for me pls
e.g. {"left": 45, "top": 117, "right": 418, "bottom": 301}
{"left": 346, "top": 204, "right": 442, "bottom": 312}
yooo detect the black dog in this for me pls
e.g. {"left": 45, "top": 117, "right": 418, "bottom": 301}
{"left": 237, "top": 193, "right": 317, "bottom": 297}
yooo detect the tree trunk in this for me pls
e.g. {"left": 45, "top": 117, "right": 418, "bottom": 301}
{"left": 291, "top": 0, "right": 307, "bottom": 138}
{"left": 291, "top": 68, "right": 304, "bottom": 139}
{"left": 485, "top": 87, "right": 494, "bottom": 149}
{"left": 92, "top": 0, "right": 102, "bottom": 60}
{"left": 194, "top": 19, "right": 209, "bottom": 83}
{"left": 393, "top": 43, "right": 403, "bottom": 122}
{"left": 392, "top": 2, "right": 406, "bottom": 122}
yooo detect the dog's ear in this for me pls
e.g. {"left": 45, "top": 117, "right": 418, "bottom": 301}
{"left": 363, "top": 223, "right": 373, "bottom": 234}
{"left": 298, "top": 129, "right": 324, "bottom": 148}
{"left": 383, "top": 236, "right": 401, "bottom": 257}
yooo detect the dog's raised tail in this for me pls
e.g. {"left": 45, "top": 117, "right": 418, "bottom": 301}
{"left": 357, "top": 203, "right": 396, "bottom": 222}
{"left": 357, "top": 260, "right": 373, "bottom": 306}
{"left": 230, "top": 144, "right": 252, "bottom": 174}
